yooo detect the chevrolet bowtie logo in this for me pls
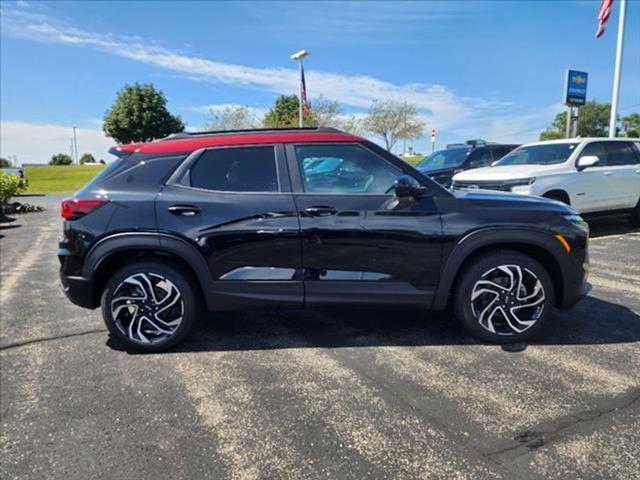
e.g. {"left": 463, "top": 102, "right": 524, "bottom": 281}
{"left": 572, "top": 75, "right": 586, "bottom": 85}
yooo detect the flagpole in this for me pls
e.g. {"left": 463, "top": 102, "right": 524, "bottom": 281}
{"left": 609, "top": 0, "right": 627, "bottom": 138}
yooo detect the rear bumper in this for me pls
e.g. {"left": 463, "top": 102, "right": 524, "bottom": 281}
{"left": 60, "top": 272, "right": 97, "bottom": 309}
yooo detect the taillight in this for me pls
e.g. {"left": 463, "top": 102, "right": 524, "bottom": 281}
{"left": 61, "top": 197, "right": 108, "bottom": 220}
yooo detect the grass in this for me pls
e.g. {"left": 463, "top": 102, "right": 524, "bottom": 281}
{"left": 24, "top": 165, "right": 105, "bottom": 194}
{"left": 402, "top": 156, "right": 425, "bottom": 166}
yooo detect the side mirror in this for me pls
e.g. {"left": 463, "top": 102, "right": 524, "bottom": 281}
{"left": 393, "top": 174, "right": 426, "bottom": 198}
{"left": 490, "top": 160, "right": 500, "bottom": 167}
{"left": 577, "top": 155, "right": 599, "bottom": 171}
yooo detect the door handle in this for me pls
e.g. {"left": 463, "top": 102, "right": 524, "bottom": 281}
{"left": 603, "top": 171, "right": 612, "bottom": 176}
{"left": 168, "top": 205, "right": 200, "bottom": 216}
{"left": 304, "top": 206, "right": 337, "bottom": 217}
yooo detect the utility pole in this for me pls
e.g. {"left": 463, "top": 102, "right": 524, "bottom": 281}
{"left": 608, "top": 0, "right": 627, "bottom": 137}
{"left": 72, "top": 126, "right": 79, "bottom": 164}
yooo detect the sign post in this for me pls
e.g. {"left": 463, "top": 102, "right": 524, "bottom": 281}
{"left": 431, "top": 129, "right": 437, "bottom": 152}
{"left": 564, "top": 70, "right": 588, "bottom": 138}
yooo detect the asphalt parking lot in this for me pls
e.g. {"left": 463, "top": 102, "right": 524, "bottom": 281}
{"left": 1, "top": 194, "right": 639, "bottom": 480}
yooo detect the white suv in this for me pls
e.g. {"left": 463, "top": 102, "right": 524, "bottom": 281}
{"left": 452, "top": 138, "right": 640, "bottom": 225}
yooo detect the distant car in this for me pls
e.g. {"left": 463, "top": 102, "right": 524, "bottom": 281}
{"left": 0, "top": 167, "right": 25, "bottom": 180}
{"left": 415, "top": 141, "right": 518, "bottom": 188}
{"left": 452, "top": 138, "right": 640, "bottom": 226}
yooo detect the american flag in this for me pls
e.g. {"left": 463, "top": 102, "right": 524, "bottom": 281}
{"left": 300, "top": 64, "right": 311, "bottom": 117}
{"left": 596, "top": 0, "right": 614, "bottom": 38}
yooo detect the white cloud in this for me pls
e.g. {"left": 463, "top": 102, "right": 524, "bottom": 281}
{"left": 1, "top": 5, "right": 509, "bottom": 132}
{"left": 0, "top": 121, "right": 114, "bottom": 165}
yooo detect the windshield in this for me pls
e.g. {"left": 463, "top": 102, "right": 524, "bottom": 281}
{"left": 496, "top": 143, "right": 578, "bottom": 166}
{"left": 415, "top": 148, "right": 470, "bottom": 171}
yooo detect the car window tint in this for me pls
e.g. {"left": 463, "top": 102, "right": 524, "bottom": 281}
{"left": 491, "top": 148, "right": 513, "bottom": 161}
{"left": 190, "top": 146, "right": 278, "bottom": 192}
{"left": 295, "top": 144, "right": 401, "bottom": 194}
{"left": 579, "top": 142, "right": 607, "bottom": 165}
{"left": 604, "top": 142, "right": 639, "bottom": 166}
{"left": 474, "top": 150, "right": 494, "bottom": 166}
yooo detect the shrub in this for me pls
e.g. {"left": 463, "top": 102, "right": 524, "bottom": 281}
{"left": 0, "top": 157, "right": 12, "bottom": 168}
{"left": 0, "top": 172, "right": 28, "bottom": 205}
{"left": 49, "top": 153, "right": 73, "bottom": 166}
{"left": 79, "top": 153, "right": 96, "bottom": 165}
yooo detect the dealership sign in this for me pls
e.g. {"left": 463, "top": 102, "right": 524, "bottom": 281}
{"left": 565, "top": 70, "right": 588, "bottom": 106}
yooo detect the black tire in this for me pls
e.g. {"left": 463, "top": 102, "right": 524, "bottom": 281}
{"left": 101, "top": 260, "right": 198, "bottom": 352}
{"left": 454, "top": 250, "right": 555, "bottom": 343}
{"left": 629, "top": 199, "right": 640, "bottom": 228}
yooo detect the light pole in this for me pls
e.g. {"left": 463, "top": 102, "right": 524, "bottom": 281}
{"left": 290, "top": 49, "right": 310, "bottom": 128}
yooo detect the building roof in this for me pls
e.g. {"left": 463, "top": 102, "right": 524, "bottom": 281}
{"left": 110, "top": 128, "right": 364, "bottom": 156}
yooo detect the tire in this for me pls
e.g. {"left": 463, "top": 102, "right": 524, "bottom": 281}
{"left": 101, "top": 260, "right": 198, "bottom": 352}
{"left": 454, "top": 250, "right": 555, "bottom": 343}
{"left": 629, "top": 199, "right": 640, "bottom": 228}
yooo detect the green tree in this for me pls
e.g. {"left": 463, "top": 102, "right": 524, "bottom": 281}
{"left": 622, "top": 113, "right": 640, "bottom": 138}
{"left": 49, "top": 153, "right": 73, "bottom": 166}
{"left": 103, "top": 83, "right": 185, "bottom": 144}
{"left": 539, "top": 101, "right": 624, "bottom": 140}
{"left": 0, "top": 157, "right": 11, "bottom": 168}
{"left": 263, "top": 95, "right": 301, "bottom": 128}
{"left": 363, "top": 99, "right": 425, "bottom": 151}
{"left": 79, "top": 153, "right": 96, "bottom": 165}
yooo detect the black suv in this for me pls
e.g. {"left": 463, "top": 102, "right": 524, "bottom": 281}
{"left": 59, "top": 128, "right": 590, "bottom": 351}
{"left": 415, "top": 140, "right": 518, "bottom": 188}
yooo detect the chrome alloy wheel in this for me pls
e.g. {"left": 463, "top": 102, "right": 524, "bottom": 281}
{"left": 470, "top": 264, "right": 546, "bottom": 336}
{"left": 110, "top": 272, "right": 184, "bottom": 344}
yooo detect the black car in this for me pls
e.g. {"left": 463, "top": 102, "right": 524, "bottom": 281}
{"left": 58, "top": 128, "right": 589, "bottom": 352}
{"left": 416, "top": 141, "right": 518, "bottom": 187}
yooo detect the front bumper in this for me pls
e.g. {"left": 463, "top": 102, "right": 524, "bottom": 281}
{"left": 60, "top": 272, "right": 97, "bottom": 309}
{"left": 559, "top": 280, "right": 592, "bottom": 310}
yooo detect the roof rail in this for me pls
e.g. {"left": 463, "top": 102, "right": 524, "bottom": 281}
{"left": 158, "top": 127, "right": 344, "bottom": 141}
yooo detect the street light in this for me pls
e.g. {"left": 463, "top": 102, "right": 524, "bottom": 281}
{"left": 290, "top": 49, "right": 310, "bottom": 128}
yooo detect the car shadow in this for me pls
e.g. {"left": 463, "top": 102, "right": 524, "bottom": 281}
{"left": 588, "top": 217, "right": 638, "bottom": 238}
{"left": 108, "top": 295, "right": 639, "bottom": 354}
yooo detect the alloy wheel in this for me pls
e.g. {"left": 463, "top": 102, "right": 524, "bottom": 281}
{"left": 110, "top": 272, "right": 184, "bottom": 344}
{"left": 470, "top": 264, "right": 546, "bottom": 336}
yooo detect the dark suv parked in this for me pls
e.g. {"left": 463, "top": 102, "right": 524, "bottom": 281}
{"left": 415, "top": 140, "right": 518, "bottom": 188}
{"left": 59, "top": 128, "right": 590, "bottom": 351}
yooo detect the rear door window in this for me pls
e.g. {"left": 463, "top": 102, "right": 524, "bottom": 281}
{"left": 604, "top": 142, "right": 639, "bottom": 166}
{"left": 190, "top": 146, "right": 279, "bottom": 192}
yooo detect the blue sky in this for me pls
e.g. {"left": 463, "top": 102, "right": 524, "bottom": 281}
{"left": 1, "top": 0, "right": 639, "bottom": 163}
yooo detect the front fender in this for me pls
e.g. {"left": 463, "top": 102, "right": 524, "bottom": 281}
{"left": 432, "top": 227, "right": 571, "bottom": 310}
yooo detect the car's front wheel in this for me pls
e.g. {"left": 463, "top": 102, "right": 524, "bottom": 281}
{"left": 454, "top": 251, "right": 555, "bottom": 343}
{"left": 101, "top": 261, "right": 197, "bottom": 352}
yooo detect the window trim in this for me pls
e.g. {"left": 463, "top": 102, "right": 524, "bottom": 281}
{"left": 165, "top": 143, "right": 291, "bottom": 195}
{"left": 285, "top": 142, "right": 409, "bottom": 196}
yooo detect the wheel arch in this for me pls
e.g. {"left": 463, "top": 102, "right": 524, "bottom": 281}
{"left": 84, "top": 233, "right": 212, "bottom": 309}
{"left": 543, "top": 189, "right": 571, "bottom": 205}
{"left": 433, "top": 228, "right": 569, "bottom": 310}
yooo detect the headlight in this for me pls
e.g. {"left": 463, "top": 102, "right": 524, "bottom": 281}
{"left": 564, "top": 213, "right": 589, "bottom": 232}
{"left": 506, "top": 177, "right": 536, "bottom": 188}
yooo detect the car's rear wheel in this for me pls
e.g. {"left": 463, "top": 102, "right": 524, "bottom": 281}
{"left": 454, "top": 251, "right": 555, "bottom": 343}
{"left": 101, "top": 261, "right": 197, "bottom": 352}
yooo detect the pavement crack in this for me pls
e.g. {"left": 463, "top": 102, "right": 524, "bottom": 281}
{"left": 484, "top": 388, "right": 640, "bottom": 460}
{"left": 0, "top": 328, "right": 107, "bottom": 351}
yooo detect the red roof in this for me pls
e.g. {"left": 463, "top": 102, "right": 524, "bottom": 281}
{"left": 113, "top": 130, "right": 364, "bottom": 155}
